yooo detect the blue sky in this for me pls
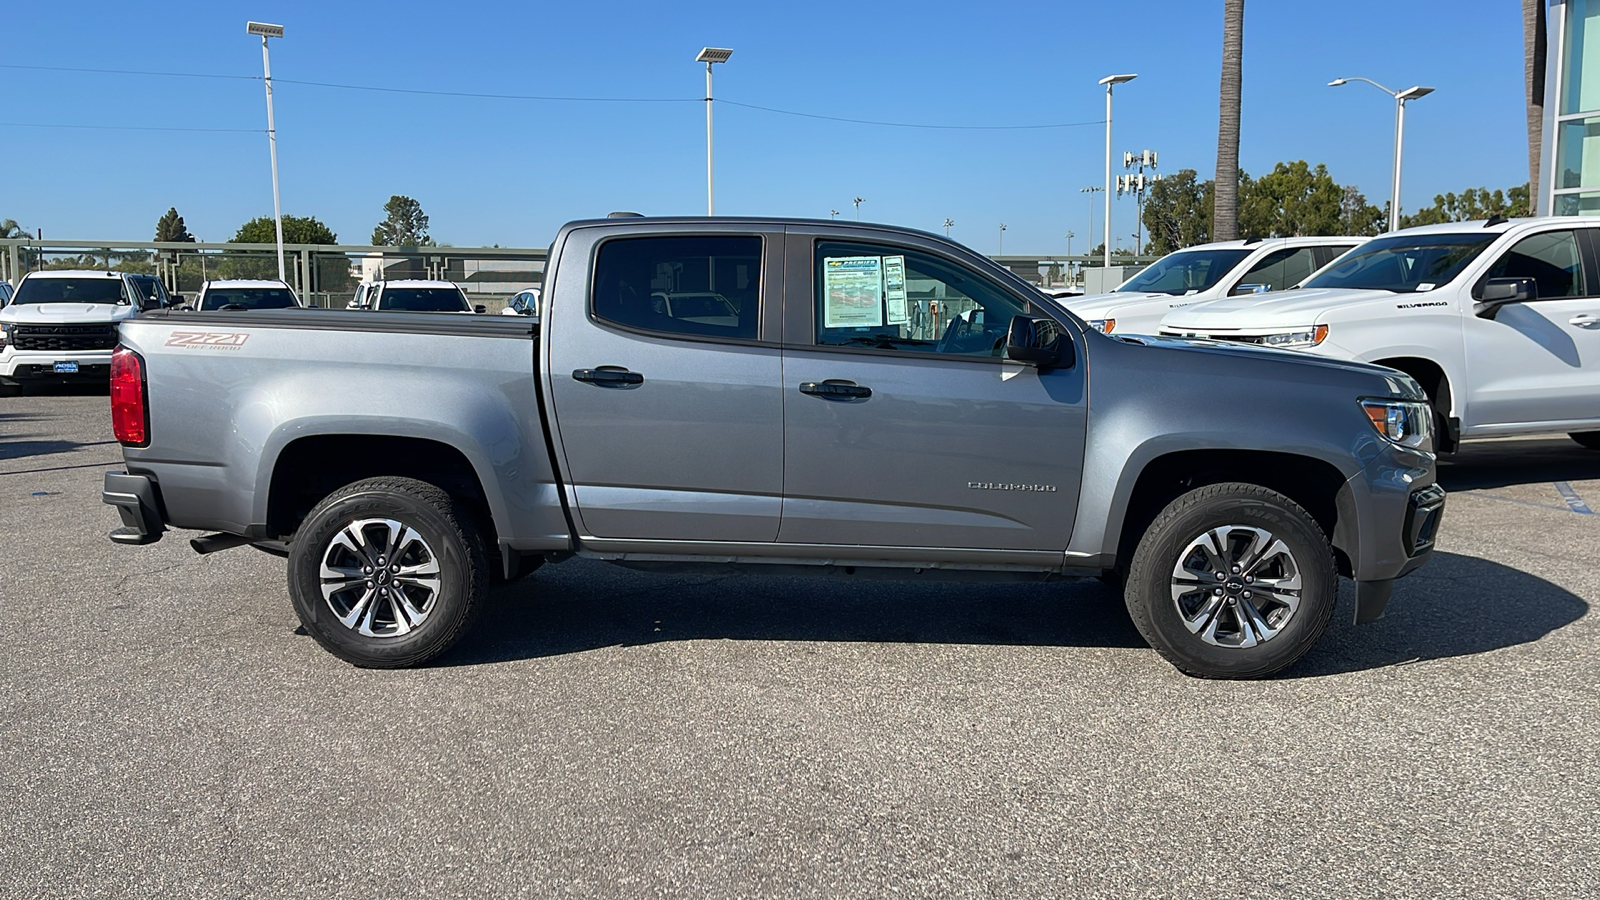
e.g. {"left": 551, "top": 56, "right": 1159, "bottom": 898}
{"left": 2, "top": 0, "right": 1528, "bottom": 254}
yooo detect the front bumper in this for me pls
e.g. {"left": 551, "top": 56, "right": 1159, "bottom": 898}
{"left": 0, "top": 349, "right": 114, "bottom": 383}
{"left": 103, "top": 471, "right": 166, "bottom": 545}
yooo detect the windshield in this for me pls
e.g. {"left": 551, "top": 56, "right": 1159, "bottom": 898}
{"left": 1304, "top": 233, "right": 1497, "bottom": 292}
{"left": 11, "top": 277, "right": 129, "bottom": 305}
{"left": 379, "top": 287, "right": 468, "bottom": 311}
{"left": 200, "top": 288, "right": 299, "bottom": 311}
{"left": 1116, "top": 248, "right": 1253, "bottom": 295}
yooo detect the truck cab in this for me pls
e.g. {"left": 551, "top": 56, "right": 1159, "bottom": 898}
{"left": 1062, "top": 236, "right": 1361, "bottom": 336}
{"left": 1160, "top": 217, "right": 1600, "bottom": 451}
{"left": 0, "top": 269, "right": 166, "bottom": 392}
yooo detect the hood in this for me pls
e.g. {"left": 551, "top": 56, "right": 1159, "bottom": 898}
{"left": 1161, "top": 288, "right": 1403, "bottom": 331}
{"left": 0, "top": 302, "right": 137, "bottom": 325}
{"left": 1107, "top": 332, "right": 1423, "bottom": 394}
{"left": 1065, "top": 290, "right": 1217, "bottom": 319}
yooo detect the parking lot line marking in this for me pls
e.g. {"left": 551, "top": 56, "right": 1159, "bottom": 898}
{"left": 1552, "top": 481, "right": 1595, "bottom": 515}
{"left": 1459, "top": 491, "right": 1573, "bottom": 514}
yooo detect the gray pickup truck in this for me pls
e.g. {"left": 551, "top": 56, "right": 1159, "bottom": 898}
{"left": 102, "top": 217, "right": 1444, "bottom": 679}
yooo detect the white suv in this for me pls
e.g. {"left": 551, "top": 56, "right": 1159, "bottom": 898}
{"left": 1160, "top": 217, "right": 1600, "bottom": 451}
{"left": 347, "top": 279, "right": 482, "bottom": 313}
{"left": 0, "top": 270, "right": 170, "bottom": 393}
{"left": 195, "top": 279, "right": 301, "bottom": 311}
{"left": 1061, "top": 236, "right": 1361, "bottom": 335}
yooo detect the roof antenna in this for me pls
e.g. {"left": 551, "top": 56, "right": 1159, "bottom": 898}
{"left": 1484, "top": 214, "right": 1508, "bottom": 227}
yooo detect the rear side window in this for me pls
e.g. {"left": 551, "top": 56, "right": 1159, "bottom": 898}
{"left": 591, "top": 235, "right": 761, "bottom": 340}
{"left": 13, "top": 277, "right": 129, "bottom": 305}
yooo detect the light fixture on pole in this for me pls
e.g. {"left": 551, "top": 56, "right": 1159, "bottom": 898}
{"left": 1065, "top": 230, "right": 1075, "bottom": 286}
{"left": 830, "top": 209, "right": 840, "bottom": 220}
{"left": 853, "top": 196, "right": 864, "bottom": 220}
{"left": 1329, "top": 77, "right": 1434, "bottom": 232}
{"left": 696, "top": 47, "right": 732, "bottom": 216}
{"left": 248, "top": 21, "right": 287, "bottom": 283}
{"left": 1080, "top": 186, "right": 1103, "bottom": 259}
{"left": 1098, "top": 74, "right": 1137, "bottom": 269}
{"left": 943, "top": 218, "right": 954, "bottom": 237}
{"left": 998, "top": 223, "right": 1007, "bottom": 255}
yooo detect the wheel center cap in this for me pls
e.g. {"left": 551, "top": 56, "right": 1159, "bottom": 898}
{"left": 1226, "top": 580, "right": 1244, "bottom": 593}
{"left": 377, "top": 572, "right": 390, "bottom": 584}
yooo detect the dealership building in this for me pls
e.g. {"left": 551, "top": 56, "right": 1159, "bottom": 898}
{"left": 1546, "top": 0, "right": 1600, "bottom": 214}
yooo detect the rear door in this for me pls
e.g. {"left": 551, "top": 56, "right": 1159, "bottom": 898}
{"left": 777, "top": 227, "right": 1087, "bottom": 551}
{"left": 545, "top": 224, "right": 786, "bottom": 542}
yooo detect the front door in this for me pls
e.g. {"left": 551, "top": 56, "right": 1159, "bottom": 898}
{"left": 777, "top": 229, "right": 1087, "bottom": 551}
{"left": 1463, "top": 227, "right": 1600, "bottom": 429}
{"left": 545, "top": 227, "right": 785, "bottom": 542}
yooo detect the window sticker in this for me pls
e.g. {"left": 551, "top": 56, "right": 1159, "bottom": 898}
{"left": 883, "top": 255, "right": 909, "bottom": 325}
{"left": 823, "top": 256, "right": 885, "bottom": 328}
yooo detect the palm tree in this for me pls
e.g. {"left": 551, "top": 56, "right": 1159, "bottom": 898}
{"left": 1525, "top": 0, "right": 1547, "bottom": 213}
{"left": 0, "top": 218, "right": 32, "bottom": 240}
{"left": 1213, "top": 0, "right": 1244, "bottom": 241}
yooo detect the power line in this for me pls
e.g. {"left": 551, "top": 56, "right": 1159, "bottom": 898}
{"left": 0, "top": 122, "right": 260, "bottom": 134}
{"left": 715, "top": 99, "right": 1105, "bottom": 131}
{"left": 0, "top": 62, "right": 1108, "bottom": 129}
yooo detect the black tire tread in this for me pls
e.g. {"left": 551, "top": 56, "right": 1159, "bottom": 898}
{"left": 290, "top": 476, "right": 488, "bottom": 668}
{"left": 1124, "top": 481, "right": 1337, "bottom": 679}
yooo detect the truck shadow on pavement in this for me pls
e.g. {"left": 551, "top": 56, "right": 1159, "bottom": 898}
{"left": 1438, "top": 438, "right": 1600, "bottom": 491}
{"left": 444, "top": 551, "right": 1586, "bottom": 677}
{"left": 0, "top": 435, "right": 119, "bottom": 460}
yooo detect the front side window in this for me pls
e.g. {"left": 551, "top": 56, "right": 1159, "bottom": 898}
{"left": 1117, "top": 248, "right": 1253, "bottom": 295}
{"left": 379, "top": 287, "right": 469, "bottom": 312}
{"left": 1304, "top": 233, "right": 1496, "bottom": 293}
{"left": 1230, "top": 247, "right": 1322, "bottom": 295}
{"left": 592, "top": 235, "right": 761, "bottom": 340}
{"left": 12, "top": 277, "right": 130, "bottom": 305}
{"left": 814, "top": 241, "right": 1034, "bottom": 358}
{"left": 1482, "top": 230, "right": 1585, "bottom": 299}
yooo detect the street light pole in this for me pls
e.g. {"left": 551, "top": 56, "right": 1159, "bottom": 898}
{"left": 944, "top": 218, "right": 954, "bottom": 237}
{"left": 697, "top": 48, "right": 732, "bottom": 216}
{"left": 830, "top": 209, "right": 840, "bottom": 220}
{"left": 248, "top": 21, "right": 286, "bottom": 283}
{"left": 1330, "top": 77, "right": 1434, "bottom": 231}
{"left": 1098, "top": 74, "right": 1137, "bottom": 269}
{"left": 1080, "top": 186, "right": 1102, "bottom": 260}
{"left": 853, "top": 196, "right": 864, "bottom": 220}
{"left": 998, "top": 223, "right": 1006, "bottom": 255}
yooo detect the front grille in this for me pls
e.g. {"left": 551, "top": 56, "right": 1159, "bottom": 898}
{"left": 11, "top": 324, "right": 118, "bottom": 352}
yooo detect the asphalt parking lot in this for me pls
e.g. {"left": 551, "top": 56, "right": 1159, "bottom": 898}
{"left": 2, "top": 391, "right": 1597, "bottom": 899}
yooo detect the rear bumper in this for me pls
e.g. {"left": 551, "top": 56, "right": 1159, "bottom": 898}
{"left": 102, "top": 471, "right": 166, "bottom": 545}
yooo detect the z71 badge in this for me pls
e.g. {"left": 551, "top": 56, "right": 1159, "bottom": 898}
{"left": 165, "top": 331, "right": 250, "bottom": 350}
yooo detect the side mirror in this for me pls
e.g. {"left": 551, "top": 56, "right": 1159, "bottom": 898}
{"left": 1005, "top": 315, "right": 1072, "bottom": 368}
{"left": 1476, "top": 277, "right": 1535, "bottom": 320}
{"left": 474, "top": 305, "right": 487, "bottom": 314}
{"left": 1234, "top": 283, "right": 1271, "bottom": 295}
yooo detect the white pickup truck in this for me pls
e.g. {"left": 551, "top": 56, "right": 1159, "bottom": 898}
{"left": 1061, "top": 236, "right": 1360, "bottom": 335}
{"left": 1161, "top": 217, "right": 1600, "bottom": 451}
{"left": 0, "top": 269, "right": 174, "bottom": 394}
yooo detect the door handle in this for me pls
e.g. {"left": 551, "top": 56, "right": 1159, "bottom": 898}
{"left": 1569, "top": 314, "right": 1600, "bottom": 329}
{"left": 573, "top": 366, "right": 644, "bottom": 387}
{"left": 799, "top": 379, "right": 872, "bottom": 400}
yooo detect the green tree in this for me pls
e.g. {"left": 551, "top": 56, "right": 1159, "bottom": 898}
{"left": 231, "top": 215, "right": 338, "bottom": 245}
{"left": 1399, "top": 184, "right": 1532, "bottom": 229}
{"left": 1142, "top": 169, "right": 1215, "bottom": 255}
{"left": 1238, "top": 161, "right": 1351, "bottom": 238}
{"left": 371, "top": 195, "right": 433, "bottom": 247}
{"left": 1213, "top": 0, "right": 1245, "bottom": 241}
{"left": 154, "top": 208, "right": 196, "bottom": 243}
{"left": 1, "top": 218, "right": 32, "bottom": 240}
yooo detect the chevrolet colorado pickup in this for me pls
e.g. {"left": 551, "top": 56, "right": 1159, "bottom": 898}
{"left": 102, "top": 217, "right": 1444, "bottom": 679}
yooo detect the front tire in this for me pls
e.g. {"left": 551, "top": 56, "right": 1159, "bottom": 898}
{"left": 1124, "top": 483, "right": 1337, "bottom": 679}
{"left": 287, "top": 477, "right": 488, "bottom": 668}
{"left": 1569, "top": 432, "right": 1600, "bottom": 451}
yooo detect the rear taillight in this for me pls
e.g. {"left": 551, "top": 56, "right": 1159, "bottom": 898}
{"left": 110, "top": 346, "right": 148, "bottom": 446}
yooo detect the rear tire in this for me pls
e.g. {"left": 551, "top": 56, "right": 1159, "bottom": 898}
{"left": 1124, "top": 482, "right": 1337, "bottom": 679}
{"left": 287, "top": 476, "right": 488, "bottom": 668}
{"left": 1569, "top": 432, "right": 1600, "bottom": 451}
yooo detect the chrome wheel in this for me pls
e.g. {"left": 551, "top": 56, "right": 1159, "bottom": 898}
{"left": 318, "top": 518, "right": 442, "bottom": 638}
{"left": 1170, "top": 525, "right": 1302, "bottom": 649}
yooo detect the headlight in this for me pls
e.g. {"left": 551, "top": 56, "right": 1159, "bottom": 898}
{"left": 1260, "top": 324, "right": 1328, "bottom": 348}
{"left": 1086, "top": 318, "right": 1116, "bottom": 333}
{"left": 1360, "top": 399, "right": 1433, "bottom": 449}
